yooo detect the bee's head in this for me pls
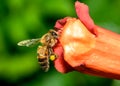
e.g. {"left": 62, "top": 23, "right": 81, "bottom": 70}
{"left": 49, "top": 30, "right": 58, "bottom": 38}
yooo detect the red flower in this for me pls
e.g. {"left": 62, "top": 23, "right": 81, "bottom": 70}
{"left": 53, "top": 1, "right": 120, "bottom": 79}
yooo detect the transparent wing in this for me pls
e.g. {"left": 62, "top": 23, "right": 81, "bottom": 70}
{"left": 17, "top": 38, "right": 40, "bottom": 47}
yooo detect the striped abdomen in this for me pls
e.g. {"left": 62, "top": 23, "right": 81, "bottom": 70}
{"left": 37, "top": 46, "right": 49, "bottom": 72}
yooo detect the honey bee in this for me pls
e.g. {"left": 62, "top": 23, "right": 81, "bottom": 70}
{"left": 17, "top": 30, "right": 58, "bottom": 72}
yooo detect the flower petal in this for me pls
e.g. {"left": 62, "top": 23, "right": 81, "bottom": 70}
{"left": 75, "top": 1, "right": 97, "bottom": 35}
{"left": 53, "top": 42, "right": 73, "bottom": 73}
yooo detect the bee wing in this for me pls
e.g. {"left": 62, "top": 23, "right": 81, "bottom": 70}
{"left": 17, "top": 38, "right": 40, "bottom": 47}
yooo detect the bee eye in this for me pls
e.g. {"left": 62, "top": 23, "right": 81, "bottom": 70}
{"left": 52, "top": 32, "right": 57, "bottom": 36}
{"left": 51, "top": 31, "right": 58, "bottom": 38}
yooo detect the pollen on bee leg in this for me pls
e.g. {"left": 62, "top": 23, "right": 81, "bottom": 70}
{"left": 50, "top": 54, "right": 57, "bottom": 61}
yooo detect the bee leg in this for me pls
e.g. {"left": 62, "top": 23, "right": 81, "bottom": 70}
{"left": 48, "top": 47, "right": 57, "bottom": 61}
{"left": 49, "top": 54, "right": 57, "bottom": 61}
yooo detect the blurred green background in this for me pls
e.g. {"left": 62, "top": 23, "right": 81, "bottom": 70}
{"left": 0, "top": 0, "right": 120, "bottom": 86}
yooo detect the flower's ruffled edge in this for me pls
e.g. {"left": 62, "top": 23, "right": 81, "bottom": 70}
{"left": 53, "top": 1, "right": 97, "bottom": 73}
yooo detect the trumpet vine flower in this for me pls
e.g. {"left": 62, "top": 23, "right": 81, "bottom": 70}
{"left": 53, "top": 1, "right": 120, "bottom": 79}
